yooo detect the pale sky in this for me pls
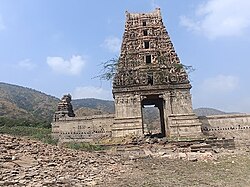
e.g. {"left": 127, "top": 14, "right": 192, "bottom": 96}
{"left": 0, "top": 0, "right": 250, "bottom": 113}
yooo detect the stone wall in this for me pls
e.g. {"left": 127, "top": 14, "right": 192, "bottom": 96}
{"left": 52, "top": 114, "right": 114, "bottom": 142}
{"left": 52, "top": 112, "right": 250, "bottom": 146}
{"left": 200, "top": 114, "right": 250, "bottom": 146}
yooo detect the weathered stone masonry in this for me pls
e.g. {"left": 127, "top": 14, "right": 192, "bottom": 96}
{"left": 112, "top": 8, "right": 201, "bottom": 138}
{"left": 53, "top": 114, "right": 114, "bottom": 142}
{"left": 52, "top": 9, "right": 250, "bottom": 145}
{"left": 200, "top": 114, "right": 250, "bottom": 146}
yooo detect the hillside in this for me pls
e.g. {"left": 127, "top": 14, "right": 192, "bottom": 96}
{"left": 194, "top": 108, "right": 227, "bottom": 116}
{"left": 0, "top": 82, "right": 59, "bottom": 122}
{"left": 72, "top": 100, "right": 232, "bottom": 117}
{"left": 74, "top": 107, "right": 109, "bottom": 116}
{"left": 0, "top": 82, "right": 235, "bottom": 124}
{"left": 72, "top": 98, "right": 115, "bottom": 114}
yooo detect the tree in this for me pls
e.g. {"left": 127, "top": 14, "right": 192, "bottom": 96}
{"left": 94, "top": 56, "right": 195, "bottom": 82}
{"left": 94, "top": 57, "right": 118, "bottom": 81}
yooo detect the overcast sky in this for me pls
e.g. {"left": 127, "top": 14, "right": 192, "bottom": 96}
{"left": 0, "top": 0, "right": 250, "bottom": 113}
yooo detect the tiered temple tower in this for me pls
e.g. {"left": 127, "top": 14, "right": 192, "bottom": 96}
{"left": 112, "top": 8, "right": 202, "bottom": 138}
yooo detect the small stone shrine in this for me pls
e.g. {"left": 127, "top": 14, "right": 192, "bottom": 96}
{"left": 112, "top": 8, "right": 201, "bottom": 138}
{"left": 54, "top": 94, "right": 75, "bottom": 120}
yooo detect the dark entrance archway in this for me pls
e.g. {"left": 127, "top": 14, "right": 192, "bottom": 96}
{"left": 141, "top": 95, "right": 166, "bottom": 137}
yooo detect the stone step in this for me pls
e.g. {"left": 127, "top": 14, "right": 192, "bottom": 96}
{"left": 205, "top": 139, "right": 235, "bottom": 149}
{"left": 169, "top": 113, "right": 198, "bottom": 119}
{"left": 170, "top": 122, "right": 202, "bottom": 128}
{"left": 190, "top": 143, "right": 212, "bottom": 152}
{"left": 171, "top": 119, "right": 201, "bottom": 125}
{"left": 170, "top": 116, "right": 199, "bottom": 120}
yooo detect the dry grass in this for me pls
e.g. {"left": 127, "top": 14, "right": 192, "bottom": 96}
{"left": 102, "top": 151, "right": 250, "bottom": 187}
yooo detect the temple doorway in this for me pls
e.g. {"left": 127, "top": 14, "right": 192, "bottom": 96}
{"left": 141, "top": 95, "right": 166, "bottom": 137}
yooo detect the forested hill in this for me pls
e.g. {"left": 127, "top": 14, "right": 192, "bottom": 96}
{"left": 0, "top": 82, "right": 59, "bottom": 122}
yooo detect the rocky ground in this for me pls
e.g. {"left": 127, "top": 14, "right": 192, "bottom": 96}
{"left": 1, "top": 134, "right": 250, "bottom": 187}
{"left": 0, "top": 134, "right": 126, "bottom": 186}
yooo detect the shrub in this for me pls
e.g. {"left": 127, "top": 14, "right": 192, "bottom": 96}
{"left": 0, "top": 117, "right": 51, "bottom": 128}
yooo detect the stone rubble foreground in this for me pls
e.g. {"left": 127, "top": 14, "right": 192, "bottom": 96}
{"left": 0, "top": 134, "right": 126, "bottom": 186}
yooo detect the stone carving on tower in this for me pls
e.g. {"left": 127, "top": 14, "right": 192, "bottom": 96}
{"left": 112, "top": 8, "right": 202, "bottom": 138}
{"left": 113, "top": 9, "right": 189, "bottom": 89}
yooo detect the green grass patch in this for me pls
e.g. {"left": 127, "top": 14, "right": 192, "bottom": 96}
{"left": 0, "top": 126, "right": 58, "bottom": 145}
{"left": 64, "top": 142, "right": 105, "bottom": 152}
{"left": 0, "top": 117, "right": 51, "bottom": 128}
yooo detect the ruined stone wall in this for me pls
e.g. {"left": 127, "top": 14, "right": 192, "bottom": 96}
{"left": 52, "top": 112, "right": 250, "bottom": 144}
{"left": 52, "top": 114, "right": 114, "bottom": 142}
{"left": 200, "top": 114, "right": 250, "bottom": 146}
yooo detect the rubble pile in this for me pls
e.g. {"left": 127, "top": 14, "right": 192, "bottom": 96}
{"left": 0, "top": 134, "right": 126, "bottom": 186}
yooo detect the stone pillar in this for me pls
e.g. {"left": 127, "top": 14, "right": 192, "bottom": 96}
{"left": 167, "top": 89, "right": 202, "bottom": 139}
{"left": 163, "top": 92, "right": 172, "bottom": 138}
{"left": 112, "top": 94, "right": 143, "bottom": 137}
{"left": 156, "top": 100, "right": 166, "bottom": 137}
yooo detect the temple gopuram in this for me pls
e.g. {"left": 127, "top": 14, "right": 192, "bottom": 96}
{"left": 112, "top": 8, "right": 201, "bottom": 138}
